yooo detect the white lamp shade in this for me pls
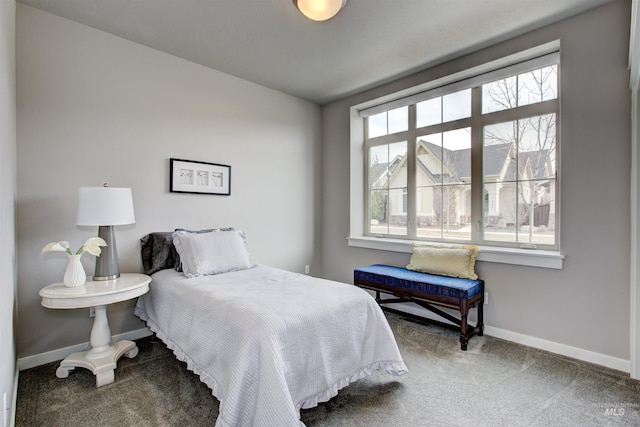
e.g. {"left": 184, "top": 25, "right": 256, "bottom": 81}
{"left": 76, "top": 186, "right": 135, "bottom": 226}
{"left": 294, "top": 0, "right": 346, "bottom": 21}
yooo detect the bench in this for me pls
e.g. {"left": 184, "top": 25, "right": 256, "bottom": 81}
{"left": 354, "top": 264, "right": 484, "bottom": 350}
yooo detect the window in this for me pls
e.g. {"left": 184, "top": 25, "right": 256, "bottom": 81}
{"left": 361, "top": 48, "right": 559, "bottom": 251}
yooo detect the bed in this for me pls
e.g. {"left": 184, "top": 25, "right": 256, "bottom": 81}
{"left": 134, "top": 229, "right": 408, "bottom": 427}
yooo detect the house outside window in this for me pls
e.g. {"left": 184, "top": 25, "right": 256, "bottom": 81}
{"left": 362, "top": 47, "right": 559, "bottom": 250}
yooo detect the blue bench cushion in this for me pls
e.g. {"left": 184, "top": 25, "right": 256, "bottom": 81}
{"left": 354, "top": 264, "right": 483, "bottom": 300}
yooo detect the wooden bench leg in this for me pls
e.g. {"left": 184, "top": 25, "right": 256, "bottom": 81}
{"left": 477, "top": 301, "right": 484, "bottom": 336}
{"left": 460, "top": 311, "right": 469, "bottom": 351}
{"left": 460, "top": 299, "right": 469, "bottom": 351}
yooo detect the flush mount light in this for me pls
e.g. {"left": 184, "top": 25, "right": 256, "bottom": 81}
{"left": 293, "top": 0, "right": 347, "bottom": 21}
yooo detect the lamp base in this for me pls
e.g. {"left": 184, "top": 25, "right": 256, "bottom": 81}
{"left": 94, "top": 225, "right": 120, "bottom": 281}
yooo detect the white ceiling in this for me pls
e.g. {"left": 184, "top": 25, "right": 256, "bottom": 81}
{"left": 17, "top": 0, "right": 616, "bottom": 105}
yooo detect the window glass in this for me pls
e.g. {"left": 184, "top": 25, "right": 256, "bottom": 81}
{"left": 482, "top": 114, "right": 556, "bottom": 245}
{"left": 416, "top": 128, "right": 471, "bottom": 241}
{"left": 388, "top": 106, "right": 408, "bottom": 134}
{"left": 483, "top": 65, "right": 558, "bottom": 114}
{"left": 518, "top": 65, "right": 558, "bottom": 107}
{"left": 367, "top": 107, "right": 408, "bottom": 137}
{"left": 483, "top": 76, "right": 517, "bottom": 113}
{"left": 416, "top": 97, "right": 441, "bottom": 128}
{"left": 442, "top": 89, "right": 471, "bottom": 122}
{"left": 416, "top": 89, "right": 471, "bottom": 128}
{"left": 368, "top": 141, "right": 408, "bottom": 236}
{"left": 368, "top": 112, "right": 387, "bottom": 138}
{"left": 369, "top": 144, "right": 389, "bottom": 189}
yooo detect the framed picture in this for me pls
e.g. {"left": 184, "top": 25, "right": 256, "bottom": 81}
{"left": 170, "top": 158, "right": 231, "bottom": 195}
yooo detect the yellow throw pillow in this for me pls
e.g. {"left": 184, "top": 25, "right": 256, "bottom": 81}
{"left": 407, "top": 243, "right": 479, "bottom": 279}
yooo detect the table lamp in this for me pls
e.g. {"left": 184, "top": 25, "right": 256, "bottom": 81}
{"left": 76, "top": 184, "right": 135, "bottom": 281}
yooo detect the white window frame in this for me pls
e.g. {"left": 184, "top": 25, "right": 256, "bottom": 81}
{"left": 348, "top": 41, "right": 564, "bottom": 269}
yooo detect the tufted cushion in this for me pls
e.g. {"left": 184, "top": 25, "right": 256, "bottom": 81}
{"left": 354, "top": 264, "right": 483, "bottom": 300}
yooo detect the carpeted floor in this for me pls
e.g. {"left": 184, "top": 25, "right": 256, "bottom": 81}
{"left": 16, "top": 313, "right": 640, "bottom": 426}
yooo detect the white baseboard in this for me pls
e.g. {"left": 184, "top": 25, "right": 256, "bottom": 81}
{"left": 484, "top": 325, "right": 630, "bottom": 373}
{"left": 17, "top": 327, "right": 153, "bottom": 371}
{"left": 17, "top": 311, "right": 632, "bottom": 375}
{"left": 380, "top": 303, "right": 631, "bottom": 373}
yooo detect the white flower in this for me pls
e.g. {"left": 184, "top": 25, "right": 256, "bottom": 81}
{"left": 41, "top": 241, "right": 70, "bottom": 254}
{"left": 83, "top": 237, "right": 107, "bottom": 256}
{"left": 41, "top": 237, "right": 107, "bottom": 257}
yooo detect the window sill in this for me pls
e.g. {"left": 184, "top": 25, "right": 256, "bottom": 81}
{"left": 346, "top": 236, "right": 564, "bottom": 269}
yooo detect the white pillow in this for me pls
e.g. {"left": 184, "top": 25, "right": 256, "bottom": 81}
{"left": 173, "top": 227, "right": 237, "bottom": 271}
{"left": 173, "top": 229, "right": 254, "bottom": 278}
{"left": 406, "top": 243, "right": 479, "bottom": 279}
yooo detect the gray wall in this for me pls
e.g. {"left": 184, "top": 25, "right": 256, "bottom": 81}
{"left": 320, "top": 1, "right": 631, "bottom": 360}
{"left": 0, "top": 0, "right": 16, "bottom": 422}
{"left": 16, "top": 5, "right": 322, "bottom": 358}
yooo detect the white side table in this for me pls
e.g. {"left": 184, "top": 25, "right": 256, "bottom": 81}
{"left": 39, "top": 273, "right": 151, "bottom": 388}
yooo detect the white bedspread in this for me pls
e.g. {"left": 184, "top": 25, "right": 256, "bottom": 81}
{"left": 134, "top": 265, "right": 407, "bottom": 427}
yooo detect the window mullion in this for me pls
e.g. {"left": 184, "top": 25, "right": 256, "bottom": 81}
{"left": 407, "top": 105, "right": 417, "bottom": 239}
{"left": 481, "top": 99, "right": 558, "bottom": 126}
{"left": 471, "top": 86, "right": 484, "bottom": 242}
{"left": 363, "top": 118, "right": 371, "bottom": 236}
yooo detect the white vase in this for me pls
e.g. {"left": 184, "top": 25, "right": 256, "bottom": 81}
{"left": 63, "top": 254, "right": 87, "bottom": 287}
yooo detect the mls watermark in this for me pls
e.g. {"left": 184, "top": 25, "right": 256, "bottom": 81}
{"left": 593, "top": 402, "right": 639, "bottom": 417}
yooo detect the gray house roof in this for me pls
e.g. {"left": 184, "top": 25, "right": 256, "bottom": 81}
{"left": 419, "top": 140, "right": 550, "bottom": 183}
{"left": 370, "top": 155, "right": 403, "bottom": 185}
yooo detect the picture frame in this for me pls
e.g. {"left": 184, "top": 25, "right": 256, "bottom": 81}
{"left": 170, "top": 158, "right": 231, "bottom": 195}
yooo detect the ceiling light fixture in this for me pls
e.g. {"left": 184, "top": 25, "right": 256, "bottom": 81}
{"left": 293, "top": 0, "right": 347, "bottom": 21}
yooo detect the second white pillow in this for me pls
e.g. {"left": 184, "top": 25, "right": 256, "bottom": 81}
{"left": 173, "top": 229, "right": 254, "bottom": 278}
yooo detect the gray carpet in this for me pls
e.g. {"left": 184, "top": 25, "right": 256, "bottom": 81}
{"left": 16, "top": 313, "right": 640, "bottom": 426}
